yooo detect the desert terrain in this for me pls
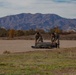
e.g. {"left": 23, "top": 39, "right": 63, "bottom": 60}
{"left": 0, "top": 40, "right": 76, "bottom": 54}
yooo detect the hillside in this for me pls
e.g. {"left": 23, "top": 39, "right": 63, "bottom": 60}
{"left": 0, "top": 13, "right": 76, "bottom": 31}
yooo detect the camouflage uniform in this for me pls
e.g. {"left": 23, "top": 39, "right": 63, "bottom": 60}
{"left": 51, "top": 33, "right": 55, "bottom": 44}
{"left": 55, "top": 33, "right": 60, "bottom": 48}
{"left": 35, "top": 32, "right": 43, "bottom": 46}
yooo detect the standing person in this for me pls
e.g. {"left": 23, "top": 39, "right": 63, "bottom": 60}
{"left": 51, "top": 33, "right": 55, "bottom": 44}
{"left": 55, "top": 33, "right": 60, "bottom": 48}
{"left": 35, "top": 32, "right": 43, "bottom": 46}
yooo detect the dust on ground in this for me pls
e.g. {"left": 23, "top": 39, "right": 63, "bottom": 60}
{"left": 0, "top": 40, "right": 76, "bottom": 54}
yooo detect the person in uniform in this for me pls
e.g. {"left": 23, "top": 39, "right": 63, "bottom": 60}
{"left": 51, "top": 33, "right": 56, "bottom": 44}
{"left": 35, "top": 32, "right": 43, "bottom": 46}
{"left": 55, "top": 32, "right": 60, "bottom": 48}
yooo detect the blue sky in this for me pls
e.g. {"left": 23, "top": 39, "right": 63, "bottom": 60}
{"left": 0, "top": 0, "right": 76, "bottom": 18}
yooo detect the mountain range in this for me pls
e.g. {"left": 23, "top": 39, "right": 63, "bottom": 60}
{"left": 0, "top": 13, "right": 76, "bottom": 31}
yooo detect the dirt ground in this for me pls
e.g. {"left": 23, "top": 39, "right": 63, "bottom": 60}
{"left": 0, "top": 40, "right": 76, "bottom": 54}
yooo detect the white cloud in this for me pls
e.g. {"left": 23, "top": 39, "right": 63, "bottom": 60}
{"left": 27, "top": 0, "right": 76, "bottom": 18}
{"left": 0, "top": 0, "right": 36, "bottom": 16}
{"left": 0, "top": 0, "right": 36, "bottom": 9}
{"left": 0, "top": 0, "right": 76, "bottom": 18}
{"left": 52, "top": 0, "right": 76, "bottom": 3}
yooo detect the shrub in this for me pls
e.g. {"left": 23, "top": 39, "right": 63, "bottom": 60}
{"left": 3, "top": 51, "right": 11, "bottom": 54}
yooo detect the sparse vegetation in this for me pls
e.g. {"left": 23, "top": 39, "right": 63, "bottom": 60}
{"left": 8, "top": 29, "right": 15, "bottom": 39}
{"left": 0, "top": 48, "right": 76, "bottom": 75}
{"left": 3, "top": 50, "right": 11, "bottom": 54}
{"left": 0, "top": 28, "right": 8, "bottom": 37}
{"left": 48, "top": 27, "right": 62, "bottom": 34}
{"left": 0, "top": 27, "right": 76, "bottom": 40}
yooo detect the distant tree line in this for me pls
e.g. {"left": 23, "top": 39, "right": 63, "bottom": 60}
{"left": 0, "top": 27, "right": 75, "bottom": 38}
{"left": 0, "top": 28, "right": 8, "bottom": 37}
